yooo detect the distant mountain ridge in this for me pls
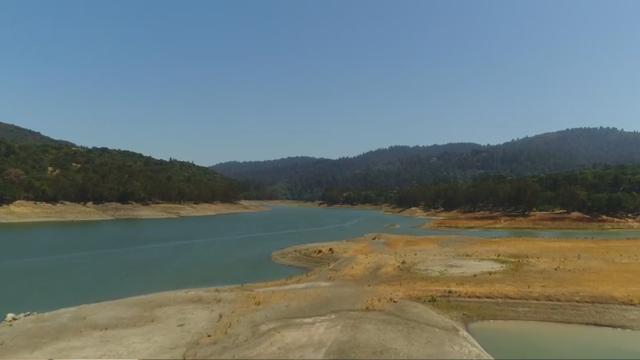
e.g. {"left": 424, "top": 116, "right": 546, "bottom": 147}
{"left": 211, "top": 127, "right": 640, "bottom": 200}
{"left": 0, "top": 121, "right": 73, "bottom": 146}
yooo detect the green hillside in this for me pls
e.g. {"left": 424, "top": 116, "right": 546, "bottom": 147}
{"left": 0, "top": 122, "right": 72, "bottom": 146}
{"left": 323, "top": 165, "right": 640, "bottom": 216}
{"left": 0, "top": 124, "right": 240, "bottom": 204}
{"left": 212, "top": 127, "right": 640, "bottom": 201}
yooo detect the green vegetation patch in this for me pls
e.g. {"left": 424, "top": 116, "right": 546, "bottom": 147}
{"left": 0, "top": 140, "right": 240, "bottom": 204}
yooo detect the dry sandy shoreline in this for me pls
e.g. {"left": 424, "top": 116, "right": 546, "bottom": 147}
{"left": 3, "top": 231, "right": 640, "bottom": 358}
{"left": 256, "top": 200, "right": 640, "bottom": 230}
{"left": 0, "top": 236, "right": 493, "bottom": 358}
{"left": 3, "top": 203, "right": 640, "bottom": 358}
{"left": 0, "top": 200, "right": 267, "bottom": 223}
{"left": 426, "top": 210, "right": 640, "bottom": 230}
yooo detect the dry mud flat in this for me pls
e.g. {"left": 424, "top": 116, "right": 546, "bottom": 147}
{"left": 0, "top": 200, "right": 266, "bottom": 223}
{"left": 3, "top": 232, "right": 640, "bottom": 358}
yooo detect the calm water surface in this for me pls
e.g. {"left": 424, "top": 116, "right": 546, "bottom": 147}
{"left": 469, "top": 320, "right": 640, "bottom": 359}
{"left": 2, "top": 205, "right": 640, "bottom": 315}
{"left": 0, "top": 206, "right": 424, "bottom": 314}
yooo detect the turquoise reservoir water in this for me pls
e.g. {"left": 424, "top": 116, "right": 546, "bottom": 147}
{"left": 469, "top": 320, "right": 640, "bottom": 359}
{"left": 2, "top": 205, "right": 640, "bottom": 315}
{"left": 0, "top": 206, "right": 426, "bottom": 314}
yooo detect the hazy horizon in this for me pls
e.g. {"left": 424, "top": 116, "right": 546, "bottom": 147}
{"left": 2, "top": 0, "right": 639, "bottom": 165}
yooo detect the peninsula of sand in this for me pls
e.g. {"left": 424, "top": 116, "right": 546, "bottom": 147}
{"left": 0, "top": 200, "right": 267, "bottom": 223}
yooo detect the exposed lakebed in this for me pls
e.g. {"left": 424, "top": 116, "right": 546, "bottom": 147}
{"left": 2, "top": 205, "right": 640, "bottom": 315}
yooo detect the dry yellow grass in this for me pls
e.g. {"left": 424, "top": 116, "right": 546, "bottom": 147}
{"left": 276, "top": 234, "right": 640, "bottom": 305}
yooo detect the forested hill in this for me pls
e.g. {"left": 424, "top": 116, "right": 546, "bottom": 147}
{"left": 212, "top": 127, "right": 640, "bottom": 200}
{"left": 0, "top": 121, "right": 72, "bottom": 146}
{"left": 324, "top": 165, "right": 640, "bottom": 216}
{"left": 0, "top": 125, "right": 240, "bottom": 204}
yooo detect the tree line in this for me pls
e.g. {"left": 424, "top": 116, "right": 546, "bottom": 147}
{"left": 0, "top": 140, "right": 240, "bottom": 204}
{"left": 321, "top": 165, "right": 640, "bottom": 216}
{"left": 214, "top": 128, "right": 640, "bottom": 201}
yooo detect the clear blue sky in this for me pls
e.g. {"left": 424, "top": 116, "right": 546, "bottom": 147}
{"left": 2, "top": 0, "right": 639, "bottom": 165}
